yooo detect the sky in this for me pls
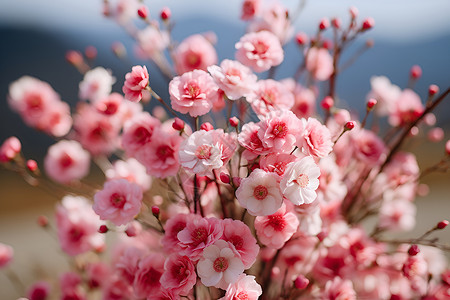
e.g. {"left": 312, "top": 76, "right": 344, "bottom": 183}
{"left": 1, "top": 0, "right": 450, "bottom": 43}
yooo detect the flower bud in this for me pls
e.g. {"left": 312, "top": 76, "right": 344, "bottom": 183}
{"left": 446, "top": 140, "right": 450, "bottom": 155}
{"left": 137, "top": 5, "right": 148, "bottom": 19}
{"left": 410, "top": 65, "right": 422, "bottom": 79}
{"left": 27, "top": 281, "right": 51, "bottom": 300}
{"left": 437, "top": 220, "right": 449, "bottom": 229}
{"left": 349, "top": 6, "right": 359, "bottom": 19}
{"left": 37, "top": 215, "right": 49, "bottom": 227}
{"left": 160, "top": 7, "right": 171, "bottom": 20}
{"left": 65, "top": 50, "right": 83, "bottom": 66}
{"left": 367, "top": 98, "right": 377, "bottom": 110}
{"left": 294, "top": 275, "right": 309, "bottom": 289}
{"left": 229, "top": 117, "right": 239, "bottom": 127}
{"left": 322, "top": 39, "right": 333, "bottom": 50}
{"left": 152, "top": 206, "right": 160, "bottom": 218}
{"left": 85, "top": 46, "right": 97, "bottom": 60}
{"left": 232, "top": 177, "right": 242, "bottom": 187}
{"left": 331, "top": 18, "right": 341, "bottom": 29}
{"left": 321, "top": 96, "right": 334, "bottom": 111}
{"left": 317, "top": 231, "right": 328, "bottom": 242}
{"left": 428, "top": 84, "right": 439, "bottom": 96}
{"left": 295, "top": 32, "right": 308, "bottom": 46}
{"left": 362, "top": 17, "right": 375, "bottom": 30}
{"left": 98, "top": 225, "right": 108, "bottom": 234}
{"left": 345, "top": 121, "right": 356, "bottom": 131}
{"left": 0, "top": 136, "right": 21, "bottom": 162}
{"left": 26, "top": 159, "right": 38, "bottom": 172}
{"left": 125, "top": 222, "right": 141, "bottom": 237}
{"left": 219, "top": 172, "right": 230, "bottom": 184}
{"left": 172, "top": 117, "right": 185, "bottom": 131}
{"left": 200, "top": 122, "right": 214, "bottom": 131}
{"left": 408, "top": 244, "right": 420, "bottom": 256}
{"left": 319, "top": 18, "right": 330, "bottom": 30}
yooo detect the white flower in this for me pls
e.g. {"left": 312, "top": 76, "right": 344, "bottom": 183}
{"left": 236, "top": 169, "right": 283, "bottom": 216}
{"left": 280, "top": 156, "right": 320, "bottom": 205}
{"left": 179, "top": 130, "right": 223, "bottom": 176}
{"left": 79, "top": 67, "right": 116, "bottom": 102}
{"left": 197, "top": 240, "right": 245, "bottom": 290}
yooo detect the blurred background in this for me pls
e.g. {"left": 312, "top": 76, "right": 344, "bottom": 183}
{"left": 0, "top": 0, "right": 449, "bottom": 298}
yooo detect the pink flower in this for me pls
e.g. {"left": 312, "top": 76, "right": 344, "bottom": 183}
{"left": 282, "top": 79, "right": 316, "bottom": 119}
{"left": 0, "top": 243, "right": 13, "bottom": 268}
{"left": 259, "top": 153, "right": 297, "bottom": 179}
{"left": 136, "top": 26, "right": 169, "bottom": 59}
{"left": 169, "top": 70, "right": 219, "bottom": 117}
{"left": 197, "top": 240, "right": 245, "bottom": 289}
{"left": 258, "top": 110, "right": 302, "bottom": 153}
{"left": 0, "top": 136, "right": 21, "bottom": 162}
{"left": 122, "top": 65, "right": 149, "bottom": 102}
{"left": 322, "top": 277, "right": 357, "bottom": 300}
{"left": 56, "top": 196, "right": 104, "bottom": 256}
{"left": 255, "top": 202, "right": 299, "bottom": 249}
{"left": 241, "top": 0, "right": 261, "bottom": 20}
{"left": 177, "top": 215, "right": 223, "bottom": 261}
{"left": 297, "top": 117, "right": 333, "bottom": 158}
{"left": 367, "top": 76, "right": 401, "bottom": 116}
{"left": 85, "top": 262, "right": 110, "bottom": 289}
{"left": 101, "top": 274, "right": 133, "bottom": 300}
{"left": 8, "top": 76, "right": 72, "bottom": 137}
{"left": 106, "top": 158, "right": 152, "bottom": 191}
{"left": 73, "top": 103, "right": 121, "bottom": 155}
{"left": 27, "top": 281, "right": 51, "bottom": 300}
{"left": 351, "top": 128, "right": 386, "bottom": 166}
{"left": 236, "top": 169, "right": 283, "bottom": 216}
{"left": 93, "top": 178, "right": 143, "bottom": 226}
{"left": 208, "top": 59, "right": 257, "bottom": 100}
{"left": 280, "top": 156, "right": 321, "bottom": 206}
{"left": 379, "top": 197, "right": 416, "bottom": 231}
{"left": 389, "top": 89, "right": 424, "bottom": 127}
{"left": 121, "top": 111, "right": 161, "bottom": 157}
{"left": 238, "top": 122, "right": 272, "bottom": 160}
{"left": 114, "top": 246, "right": 146, "bottom": 285}
{"left": 174, "top": 34, "right": 218, "bottom": 75}
{"left": 247, "top": 2, "right": 294, "bottom": 44}
{"left": 162, "top": 213, "right": 190, "bottom": 254}
{"left": 236, "top": 30, "right": 283, "bottom": 72}
{"left": 305, "top": 47, "right": 334, "bottom": 81}
{"left": 222, "top": 274, "right": 262, "bottom": 300}
{"left": 160, "top": 254, "right": 196, "bottom": 295}
{"left": 44, "top": 140, "right": 90, "bottom": 184}
{"left": 135, "top": 127, "right": 183, "bottom": 178}
{"left": 133, "top": 253, "right": 165, "bottom": 298}
{"left": 221, "top": 219, "right": 260, "bottom": 269}
{"left": 246, "top": 79, "right": 294, "bottom": 117}
{"left": 79, "top": 67, "right": 116, "bottom": 102}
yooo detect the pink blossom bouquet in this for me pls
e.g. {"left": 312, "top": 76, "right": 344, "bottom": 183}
{"left": 1, "top": 1, "right": 450, "bottom": 300}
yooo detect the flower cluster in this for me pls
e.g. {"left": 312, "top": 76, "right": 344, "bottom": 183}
{"left": 1, "top": 1, "right": 449, "bottom": 300}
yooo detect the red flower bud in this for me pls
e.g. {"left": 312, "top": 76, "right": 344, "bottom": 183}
{"left": 295, "top": 32, "right": 308, "bottom": 46}
{"left": 85, "top": 46, "right": 97, "bottom": 60}
{"left": 219, "top": 172, "right": 230, "bottom": 184}
{"left": 152, "top": 206, "right": 160, "bottom": 217}
{"left": 172, "top": 117, "right": 185, "bottom": 131}
{"left": 345, "top": 121, "right": 356, "bottom": 131}
{"left": 367, "top": 98, "right": 377, "bottom": 109}
{"left": 321, "top": 96, "right": 334, "bottom": 111}
{"left": 200, "top": 122, "right": 214, "bottom": 131}
{"left": 408, "top": 244, "right": 420, "bottom": 256}
{"left": 319, "top": 18, "right": 330, "bottom": 30}
{"left": 410, "top": 65, "right": 422, "bottom": 79}
{"left": 98, "top": 225, "right": 108, "bottom": 233}
{"left": 160, "top": 7, "right": 171, "bottom": 20}
{"left": 294, "top": 275, "right": 309, "bottom": 289}
{"left": 26, "top": 159, "right": 38, "bottom": 172}
{"left": 437, "top": 220, "right": 449, "bottom": 229}
{"left": 331, "top": 18, "right": 341, "bottom": 29}
{"left": 137, "top": 6, "right": 148, "bottom": 19}
{"left": 229, "top": 117, "right": 239, "bottom": 128}
{"left": 362, "top": 17, "right": 375, "bottom": 30}
{"left": 428, "top": 84, "right": 439, "bottom": 96}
